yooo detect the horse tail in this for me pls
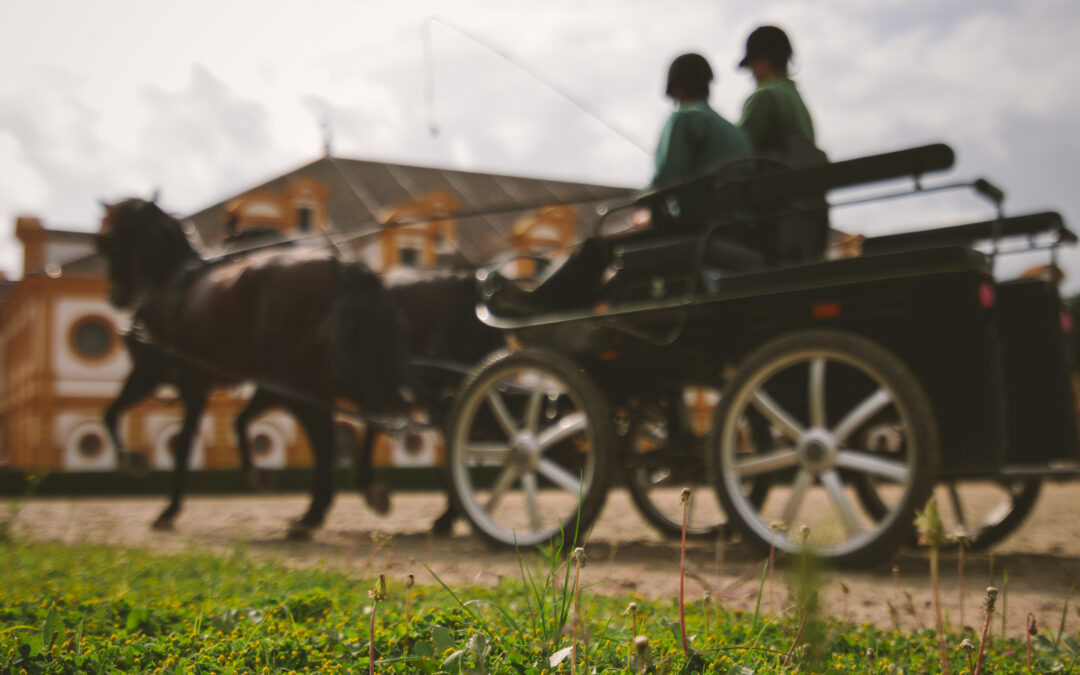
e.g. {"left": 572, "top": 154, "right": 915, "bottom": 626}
{"left": 329, "top": 263, "right": 411, "bottom": 414}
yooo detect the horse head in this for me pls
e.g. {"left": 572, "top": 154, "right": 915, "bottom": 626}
{"left": 97, "top": 198, "right": 199, "bottom": 308}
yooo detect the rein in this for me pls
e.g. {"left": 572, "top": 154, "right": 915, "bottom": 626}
{"left": 122, "top": 325, "right": 430, "bottom": 433}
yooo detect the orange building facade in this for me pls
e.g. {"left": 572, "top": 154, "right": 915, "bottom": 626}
{"left": 0, "top": 156, "right": 630, "bottom": 475}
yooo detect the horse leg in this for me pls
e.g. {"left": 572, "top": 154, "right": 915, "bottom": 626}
{"left": 105, "top": 355, "right": 165, "bottom": 477}
{"left": 286, "top": 402, "right": 335, "bottom": 540}
{"left": 234, "top": 387, "right": 278, "bottom": 491}
{"left": 153, "top": 388, "right": 207, "bottom": 531}
{"left": 355, "top": 423, "right": 390, "bottom": 515}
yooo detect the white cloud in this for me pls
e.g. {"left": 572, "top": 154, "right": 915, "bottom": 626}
{"left": 1, "top": 0, "right": 1078, "bottom": 290}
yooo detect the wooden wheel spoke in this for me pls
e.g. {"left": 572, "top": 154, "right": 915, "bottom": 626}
{"left": 809, "top": 358, "right": 827, "bottom": 429}
{"left": 832, "top": 388, "right": 891, "bottom": 445}
{"left": 484, "top": 465, "right": 521, "bottom": 513}
{"left": 836, "top": 450, "right": 909, "bottom": 483}
{"left": 781, "top": 469, "right": 814, "bottom": 528}
{"left": 821, "top": 469, "right": 862, "bottom": 536}
{"left": 751, "top": 389, "right": 805, "bottom": 442}
{"left": 486, "top": 389, "right": 520, "bottom": 440}
{"left": 537, "top": 412, "right": 586, "bottom": 451}
{"left": 536, "top": 458, "right": 582, "bottom": 494}
{"left": 461, "top": 442, "right": 511, "bottom": 465}
{"left": 732, "top": 449, "right": 800, "bottom": 477}
{"left": 521, "top": 471, "right": 542, "bottom": 532}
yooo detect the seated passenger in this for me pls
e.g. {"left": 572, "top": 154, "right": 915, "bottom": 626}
{"left": 486, "top": 53, "right": 751, "bottom": 315}
{"left": 737, "top": 25, "right": 830, "bottom": 263}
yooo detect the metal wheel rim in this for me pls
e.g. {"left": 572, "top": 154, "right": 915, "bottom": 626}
{"left": 719, "top": 347, "right": 919, "bottom": 558}
{"left": 451, "top": 362, "right": 599, "bottom": 546}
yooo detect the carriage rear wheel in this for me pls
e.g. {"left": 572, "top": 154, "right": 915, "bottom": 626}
{"left": 713, "top": 329, "right": 939, "bottom": 567}
{"left": 623, "top": 395, "right": 772, "bottom": 539}
{"left": 624, "top": 404, "right": 723, "bottom": 539}
{"left": 446, "top": 349, "right": 614, "bottom": 547}
{"left": 928, "top": 479, "right": 1042, "bottom": 550}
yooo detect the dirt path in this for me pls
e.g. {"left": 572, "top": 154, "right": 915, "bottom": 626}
{"left": 10, "top": 484, "right": 1080, "bottom": 635}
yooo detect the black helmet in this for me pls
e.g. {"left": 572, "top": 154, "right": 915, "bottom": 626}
{"left": 738, "top": 25, "right": 793, "bottom": 68}
{"left": 665, "top": 53, "right": 713, "bottom": 99}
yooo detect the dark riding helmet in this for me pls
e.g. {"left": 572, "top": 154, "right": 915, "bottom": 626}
{"left": 665, "top": 53, "right": 713, "bottom": 100}
{"left": 738, "top": 25, "right": 794, "bottom": 69}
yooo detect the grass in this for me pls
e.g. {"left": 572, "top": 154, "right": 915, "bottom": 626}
{"left": 2, "top": 539, "right": 1077, "bottom": 673}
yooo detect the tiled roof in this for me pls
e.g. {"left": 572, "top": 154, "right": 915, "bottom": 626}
{"left": 185, "top": 156, "right": 635, "bottom": 264}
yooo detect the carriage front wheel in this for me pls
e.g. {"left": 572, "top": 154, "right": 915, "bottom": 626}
{"left": 713, "top": 329, "right": 940, "bottom": 567}
{"left": 446, "top": 349, "right": 614, "bottom": 547}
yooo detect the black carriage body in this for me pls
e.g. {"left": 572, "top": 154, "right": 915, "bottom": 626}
{"left": 994, "top": 278, "right": 1079, "bottom": 469}
{"left": 508, "top": 245, "right": 1009, "bottom": 477}
{"left": 462, "top": 141, "right": 1079, "bottom": 558}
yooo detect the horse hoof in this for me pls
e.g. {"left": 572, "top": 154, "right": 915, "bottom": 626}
{"left": 151, "top": 517, "right": 175, "bottom": 531}
{"left": 364, "top": 483, "right": 391, "bottom": 515}
{"left": 286, "top": 523, "right": 315, "bottom": 541}
{"left": 431, "top": 514, "right": 455, "bottom": 536}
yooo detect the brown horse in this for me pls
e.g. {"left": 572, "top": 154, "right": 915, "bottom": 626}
{"left": 232, "top": 266, "right": 506, "bottom": 532}
{"left": 97, "top": 198, "right": 409, "bottom": 537}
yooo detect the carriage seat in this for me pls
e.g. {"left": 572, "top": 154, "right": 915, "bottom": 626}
{"left": 609, "top": 231, "right": 765, "bottom": 302}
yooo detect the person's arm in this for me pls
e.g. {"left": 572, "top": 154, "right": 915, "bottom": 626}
{"left": 738, "top": 89, "right": 775, "bottom": 152}
{"left": 651, "top": 112, "right": 697, "bottom": 188}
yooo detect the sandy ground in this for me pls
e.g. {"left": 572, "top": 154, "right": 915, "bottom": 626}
{"left": 9, "top": 483, "right": 1080, "bottom": 636}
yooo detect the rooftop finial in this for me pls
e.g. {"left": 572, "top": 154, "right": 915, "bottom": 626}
{"left": 321, "top": 114, "right": 333, "bottom": 157}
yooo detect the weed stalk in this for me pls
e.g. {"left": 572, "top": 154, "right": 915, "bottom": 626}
{"left": 915, "top": 498, "right": 951, "bottom": 675}
{"left": 1027, "top": 612, "right": 1037, "bottom": 669}
{"left": 679, "top": 488, "right": 690, "bottom": 658}
{"left": 703, "top": 591, "right": 711, "bottom": 643}
{"left": 973, "top": 586, "right": 998, "bottom": 675}
{"left": 571, "top": 547, "right": 585, "bottom": 675}
{"left": 956, "top": 533, "right": 969, "bottom": 628}
{"left": 367, "top": 574, "right": 387, "bottom": 675}
{"left": 1000, "top": 569, "right": 1009, "bottom": 639}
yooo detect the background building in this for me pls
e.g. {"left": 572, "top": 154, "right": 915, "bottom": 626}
{"left": 0, "top": 155, "right": 631, "bottom": 474}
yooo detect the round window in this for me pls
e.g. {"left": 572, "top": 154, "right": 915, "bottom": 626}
{"left": 69, "top": 316, "right": 115, "bottom": 361}
{"left": 252, "top": 433, "right": 274, "bottom": 458}
{"left": 77, "top": 432, "right": 105, "bottom": 460}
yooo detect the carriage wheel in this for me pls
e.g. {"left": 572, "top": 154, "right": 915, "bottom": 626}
{"left": 446, "top": 349, "right": 614, "bottom": 547}
{"left": 929, "top": 479, "right": 1042, "bottom": 550}
{"left": 854, "top": 473, "right": 1041, "bottom": 551}
{"left": 624, "top": 397, "right": 771, "bottom": 539}
{"left": 713, "top": 329, "right": 939, "bottom": 567}
{"left": 624, "top": 405, "right": 722, "bottom": 539}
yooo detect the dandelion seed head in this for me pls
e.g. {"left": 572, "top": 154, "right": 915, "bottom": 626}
{"left": 571, "top": 547, "right": 586, "bottom": 565}
{"left": 634, "top": 634, "right": 649, "bottom": 654}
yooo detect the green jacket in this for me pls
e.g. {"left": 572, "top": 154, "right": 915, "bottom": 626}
{"left": 651, "top": 101, "right": 751, "bottom": 227}
{"left": 652, "top": 100, "right": 751, "bottom": 188}
{"left": 739, "top": 77, "right": 815, "bottom": 161}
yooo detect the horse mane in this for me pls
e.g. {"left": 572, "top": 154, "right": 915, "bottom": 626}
{"left": 107, "top": 198, "right": 200, "bottom": 287}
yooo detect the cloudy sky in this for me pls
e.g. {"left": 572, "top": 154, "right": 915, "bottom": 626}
{"left": 2, "top": 0, "right": 1078, "bottom": 291}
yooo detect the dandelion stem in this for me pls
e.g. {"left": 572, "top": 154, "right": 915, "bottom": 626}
{"left": 679, "top": 488, "right": 690, "bottom": 658}
{"left": 974, "top": 587, "right": 998, "bottom": 675}
{"left": 1027, "top": 612, "right": 1036, "bottom": 669}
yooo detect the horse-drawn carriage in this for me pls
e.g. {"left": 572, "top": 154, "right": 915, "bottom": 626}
{"left": 99, "top": 142, "right": 1078, "bottom": 566}
{"left": 441, "top": 142, "right": 1080, "bottom": 566}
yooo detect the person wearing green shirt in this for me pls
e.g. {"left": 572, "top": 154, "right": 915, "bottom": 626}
{"left": 651, "top": 53, "right": 752, "bottom": 232}
{"left": 484, "top": 53, "right": 752, "bottom": 314}
{"left": 737, "top": 25, "right": 830, "bottom": 263}
{"left": 737, "top": 25, "right": 817, "bottom": 164}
